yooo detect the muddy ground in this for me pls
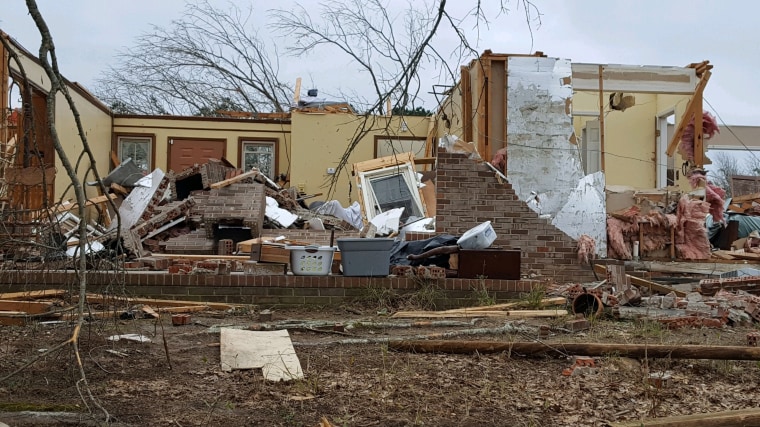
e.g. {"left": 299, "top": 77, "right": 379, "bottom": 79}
{"left": 0, "top": 301, "right": 759, "bottom": 427}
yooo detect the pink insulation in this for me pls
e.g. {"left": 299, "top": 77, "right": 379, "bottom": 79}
{"left": 688, "top": 171, "right": 726, "bottom": 222}
{"left": 490, "top": 148, "right": 507, "bottom": 171}
{"left": 606, "top": 217, "right": 639, "bottom": 260}
{"left": 675, "top": 196, "right": 711, "bottom": 260}
{"left": 679, "top": 111, "right": 720, "bottom": 162}
{"left": 576, "top": 234, "right": 596, "bottom": 264}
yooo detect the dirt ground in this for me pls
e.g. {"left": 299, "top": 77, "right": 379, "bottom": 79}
{"left": 1, "top": 302, "right": 759, "bottom": 427}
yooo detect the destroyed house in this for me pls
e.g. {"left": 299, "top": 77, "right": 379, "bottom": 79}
{"left": 2, "top": 29, "right": 752, "bottom": 310}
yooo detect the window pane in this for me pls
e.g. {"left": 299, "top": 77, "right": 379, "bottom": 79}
{"left": 369, "top": 174, "right": 422, "bottom": 221}
{"left": 242, "top": 143, "right": 274, "bottom": 178}
{"left": 118, "top": 137, "right": 151, "bottom": 173}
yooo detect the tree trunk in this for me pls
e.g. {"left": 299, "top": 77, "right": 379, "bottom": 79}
{"left": 389, "top": 340, "right": 760, "bottom": 361}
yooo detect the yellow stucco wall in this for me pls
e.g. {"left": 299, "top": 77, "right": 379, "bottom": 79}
{"left": 290, "top": 112, "right": 430, "bottom": 206}
{"left": 54, "top": 90, "right": 112, "bottom": 200}
{"left": 112, "top": 116, "right": 292, "bottom": 176}
{"left": 573, "top": 91, "right": 691, "bottom": 189}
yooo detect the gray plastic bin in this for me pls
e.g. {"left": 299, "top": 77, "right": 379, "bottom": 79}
{"left": 336, "top": 238, "right": 395, "bottom": 277}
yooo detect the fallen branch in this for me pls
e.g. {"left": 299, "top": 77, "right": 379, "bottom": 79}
{"left": 610, "top": 407, "right": 760, "bottom": 427}
{"left": 293, "top": 322, "right": 536, "bottom": 347}
{"left": 388, "top": 340, "right": 760, "bottom": 360}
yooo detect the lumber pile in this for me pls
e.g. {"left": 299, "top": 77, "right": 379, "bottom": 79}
{"left": 0, "top": 289, "right": 241, "bottom": 326}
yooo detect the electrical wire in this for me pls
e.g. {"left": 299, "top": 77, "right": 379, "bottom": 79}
{"left": 704, "top": 98, "right": 760, "bottom": 165}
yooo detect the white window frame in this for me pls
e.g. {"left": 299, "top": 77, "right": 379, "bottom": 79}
{"left": 241, "top": 140, "right": 276, "bottom": 179}
{"left": 358, "top": 164, "right": 425, "bottom": 222}
{"left": 117, "top": 136, "right": 152, "bottom": 173}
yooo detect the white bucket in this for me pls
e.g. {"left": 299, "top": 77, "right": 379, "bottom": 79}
{"left": 457, "top": 221, "right": 497, "bottom": 250}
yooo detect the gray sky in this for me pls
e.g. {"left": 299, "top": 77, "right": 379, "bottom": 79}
{"left": 3, "top": 0, "right": 759, "bottom": 126}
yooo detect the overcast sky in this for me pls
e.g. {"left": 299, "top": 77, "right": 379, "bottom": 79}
{"left": 3, "top": 0, "right": 759, "bottom": 127}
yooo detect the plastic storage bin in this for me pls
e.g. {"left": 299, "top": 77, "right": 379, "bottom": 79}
{"left": 287, "top": 245, "right": 336, "bottom": 276}
{"left": 457, "top": 221, "right": 497, "bottom": 250}
{"left": 336, "top": 238, "right": 395, "bottom": 277}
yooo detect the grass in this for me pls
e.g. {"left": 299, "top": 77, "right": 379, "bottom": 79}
{"left": 358, "top": 277, "right": 443, "bottom": 311}
{"left": 519, "top": 284, "right": 547, "bottom": 309}
{"left": 470, "top": 276, "right": 496, "bottom": 307}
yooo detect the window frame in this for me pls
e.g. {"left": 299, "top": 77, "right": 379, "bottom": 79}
{"left": 113, "top": 133, "right": 155, "bottom": 173}
{"left": 238, "top": 137, "right": 278, "bottom": 179}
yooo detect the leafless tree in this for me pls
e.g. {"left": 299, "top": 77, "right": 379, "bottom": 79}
{"left": 272, "top": 0, "right": 541, "bottom": 195}
{"left": 95, "top": 0, "right": 292, "bottom": 115}
{"left": 709, "top": 151, "right": 745, "bottom": 198}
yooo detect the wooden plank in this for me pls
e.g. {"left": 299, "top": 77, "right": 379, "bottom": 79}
{"left": 693, "top": 88, "right": 704, "bottom": 167}
{"left": 353, "top": 152, "right": 415, "bottom": 174}
{"left": 594, "top": 264, "right": 686, "bottom": 297}
{"left": 0, "top": 300, "right": 54, "bottom": 315}
{"left": 598, "top": 65, "right": 606, "bottom": 171}
{"left": 440, "top": 297, "right": 567, "bottom": 314}
{"left": 51, "top": 194, "right": 118, "bottom": 214}
{"left": 0, "top": 289, "right": 67, "bottom": 300}
{"left": 461, "top": 65, "right": 473, "bottom": 143}
{"left": 391, "top": 309, "right": 568, "bottom": 319}
{"left": 294, "top": 77, "right": 302, "bottom": 104}
{"left": 666, "top": 70, "right": 711, "bottom": 157}
{"left": 83, "top": 294, "right": 238, "bottom": 311}
{"left": 110, "top": 151, "right": 121, "bottom": 168}
{"left": 571, "top": 63, "right": 698, "bottom": 94}
{"left": 0, "top": 312, "right": 28, "bottom": 326}
{"left": 732, "top": 192, "right": 760, "bottom": 203}
{"left": 149, "top": 253, "right": 250, "bottom": 261}
{"left": 209, "top": 168, "right": 259, "bottom": 189}
{"left": 157, "top": 305, "right": 210, "bottom": 314}
{"left": 610, "top": 408, "right": 760, "bottom": 427}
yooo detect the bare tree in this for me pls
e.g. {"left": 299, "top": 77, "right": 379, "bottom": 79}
{"left": 272, "top": 0, "right": 541, "bottom": 195}
{"left": 95, "top": 0, "right": 291, "bottom": 116}
{"left": 709, "top": 152, "right": 745, "bottom": 198}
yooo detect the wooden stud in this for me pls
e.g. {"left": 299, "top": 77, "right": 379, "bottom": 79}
{"left": 461, "top": 65, "right": 473, "bottom": 143}
{"left": 598, "top": 65, "right": 606, "bottom": 172}
{"left": 294, "top": 77, "right": 302, "bottom": 104}
{"left": 666, "top": 70, "right": 711, "bottom": 157}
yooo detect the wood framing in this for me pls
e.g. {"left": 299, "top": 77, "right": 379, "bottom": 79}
{"left": 598, "top": 65, "right": 606, "bottom": 172}
{"left": 665, "top": 70, "right": 711, "bottom": 159}
{"left": 572, "top": 63, "right": 698, "bottom": 94}
{"left": 460, "top": 65, "right": 472, "bottom": 143}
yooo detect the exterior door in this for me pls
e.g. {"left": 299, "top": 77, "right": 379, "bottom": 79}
{"left": 168, "top": 138, "right": 226, "bottom": 173}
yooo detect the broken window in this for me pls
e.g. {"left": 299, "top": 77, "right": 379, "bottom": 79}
{"left": 241, "top": 141, "right": 275, "bottom": 179}
{"left": 359, "top": 163, "right": 424, "bottom": 223}
{"left": 117, "top": 135, "right": 152, "bottom": 173}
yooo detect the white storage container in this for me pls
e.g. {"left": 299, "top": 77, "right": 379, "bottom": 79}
{"left": 287, "top": 245, "right": 336, "bottom": 276}
{"left": 457, "top": 221, "right": 497, "bottom": 250}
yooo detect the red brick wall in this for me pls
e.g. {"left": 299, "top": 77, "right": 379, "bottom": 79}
{"left": 436, "top": 151, "right": 595, "bottom": 283}
{"left": 0, "top": 270, "right": 544, "bottom": 308}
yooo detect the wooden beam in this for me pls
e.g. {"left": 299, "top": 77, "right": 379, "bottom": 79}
{"left": 51, "top": 194, "right": 118, "bottom": 215}
{"left": 294, "top": 77, "right": 302, "bottom": 104}
{"left": 0, "top": 289, "right": 67, "bottom": 300}
{"left": 353, "top": 152, "right": 415, "bottom": 174}
{"left": 461, "top": 65, "right": 473, "bottom": 143}
{"left": 610, "top": 408, "right": 760, "bottom": 427}
{"left": 391, "top": 309, "right": 568, "bottom": 319}
{"left": 209, "top": 168, "right": 259, "bottom": 189}
{"left": 666, "top": 70, "right": 711, "bottom": 157}
{"left": 572, "top": 63, "right": 698, "bottom": 94}
{"left": 693, "top": 88, "right": 704, "bottom": 167}
{"left": 82, "top": 294, "right": 239, "bottom": 311}
{"left": 149, "top": 253, "right": 250, "bottom": 261}
{"left": 598, "top": 65, "right": 606, "bottom": 172}
{"left": 389, "top": 340, "right": 760, "bottom": 360}
{"left": 732, "top": 192, "right": 760, "bottom": 203}
{"left": 0, "top": 300, "right": 55, "bottom": 314}
{"left": 594, "top": 264, "right": 686, "bottom": 297}
{"left": 439, "top": 297, "right": 567, "bottom": 314}
{"left": 110, "top": 151, "right": 121, "bottom": 168}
